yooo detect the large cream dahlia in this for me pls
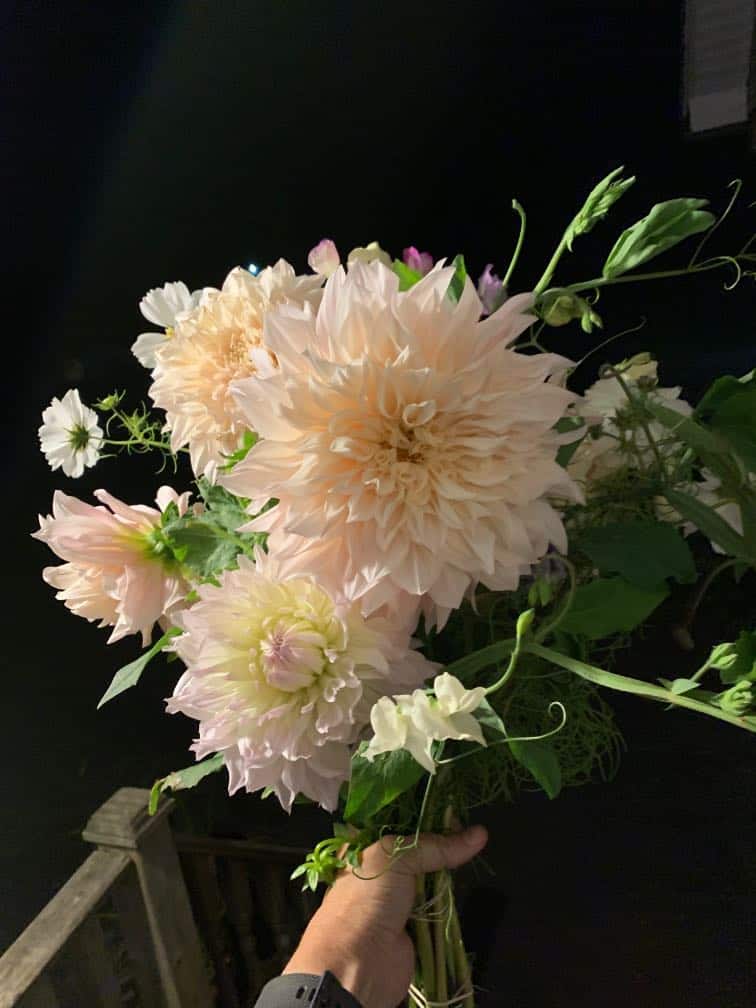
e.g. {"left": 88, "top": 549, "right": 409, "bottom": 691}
{"left": 223, "top": 260, "right": 580, "bottom": 627}
{"left": 166, "top": 545, "right": 435, "bottom": 811}
{"left": 149, "top": 262, "right": 323, "bottom": 478}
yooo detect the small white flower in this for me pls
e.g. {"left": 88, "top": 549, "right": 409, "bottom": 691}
{"left": 38, "top": 389, "right": 102, "bottom": 478}
{"left": 364, "top": 672, "right": 487, "bottom": 773}
{"left": 132, "top": 281, "right": 202, "bottom": 368}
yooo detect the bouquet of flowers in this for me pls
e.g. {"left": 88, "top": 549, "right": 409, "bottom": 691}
{"left": 34, "top": 168, "right": 755, "bottom": 1007}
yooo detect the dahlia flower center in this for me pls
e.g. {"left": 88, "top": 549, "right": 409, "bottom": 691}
{"left": 258, "top": 619, "right": 329, "bottom": 692}
{"left": 225, "top": 328, "right": 261, "bottom": 372}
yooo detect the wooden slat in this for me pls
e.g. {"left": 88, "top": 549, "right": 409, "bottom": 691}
{"left": 181, "top": 853, "right": 239, "bottom": 1008}
{"left": 63, "top": 915, "right": 123, "bottom": 1008}
{"left": 0, "top": 849, "right": 129, "bottom": 1008}
{"left": 83, "top": 788, "right": 213, "bottom": 1008}
{"left": 174, "top": 833, "right": 309, "bottom": 860}
{"left": 109, "top": 865, "right": 163, "bottom": 1008}
{"left": 224, "top": 859, "right": 266, "bottom": 999}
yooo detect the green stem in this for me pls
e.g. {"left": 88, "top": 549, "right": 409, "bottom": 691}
{"left": 564, "top": 257, "right": 732, "bottom": 296}
{"left": 433, "top": 872, "right": 449, "bottom": 1005}
{"left": 533, "top": 233, "right": 570, "bottom": 295}
{"left": 103, "top": 437, "right": 176, "bottom": 452}
{"left": 414, "top": 875, "right": 436, "bottom": 1005}
{"left": 608, "top": 367, "right": 667, "bottom": 477}
{"left": 448, "top": 891, "right": 474, "bottom": 1008}
{"left": 502, "top": 199, "right": 527, "bottom": 289}
{"left": 533, "top": 557, "right": 576, "bottom": 644}
{"left": 526, "top": 641, "right": 756, "bottom": 732}
{"left": 678, "top": 557, "right": 739, "bottom": 643}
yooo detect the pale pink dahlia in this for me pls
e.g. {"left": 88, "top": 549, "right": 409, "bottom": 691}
{"left": 166, "top": 544, "right": 435, "bottom": 811}
{"left": 33, "top": 487, "right": 191, "bottom": 644}
{"left": 149, "top": 262, "right": 323, "bottom": 479}
{"left": 223, "top": 260, "right": 580, "bottom": 627}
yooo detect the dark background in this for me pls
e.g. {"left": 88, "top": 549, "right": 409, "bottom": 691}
{"left": 2, "top": 1, "right": 754, "bottom": 1004}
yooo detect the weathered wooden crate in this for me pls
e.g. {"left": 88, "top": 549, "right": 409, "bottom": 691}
{"left": 0, "top": 788, "right": 320, "bottom": 1008}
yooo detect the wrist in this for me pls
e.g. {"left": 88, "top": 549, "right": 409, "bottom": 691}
{"left": 285, "top": 917, "right": 377, "bottom": 1008}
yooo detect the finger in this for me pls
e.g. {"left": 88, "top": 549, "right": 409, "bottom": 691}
{"left": 363, "top": 826, "right": 488, "bottom": 877}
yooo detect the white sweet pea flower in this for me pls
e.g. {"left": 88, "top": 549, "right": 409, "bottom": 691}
{"left": 38, "top": 389, "right": 102, "bottom": 478}
{"left": 364, "top": 672, "right": 487, "bottom": 773}
{"left": 346, "top": 241, "right": 392, "bottom": 268}
{"left": 132, "top": 281, "right": 203, "bottom": 368}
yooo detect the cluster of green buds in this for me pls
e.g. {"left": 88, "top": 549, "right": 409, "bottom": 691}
{"left": 290, "top": 825, "right": 370, "bottom": 892}
{"left": 538, "top": 289, "right": 603, "bottom": 334}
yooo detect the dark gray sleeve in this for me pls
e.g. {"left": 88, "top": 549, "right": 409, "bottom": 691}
{"left": 254, "top": 970, "right": 363, "bottom": 1008}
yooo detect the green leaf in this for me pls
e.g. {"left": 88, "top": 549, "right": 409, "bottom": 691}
{"left": 475, "top": 698, "right": 508, "bottom": 742}
{"left": 446, "top": 254, "right": 467, "bottom": 302}
{"left": 527, "top": 641, "right": 756, "bottom": 732}
{"left": 577, "top": 521, "right": 696, "bottom": 589}
{"left": 554, "top": 416, "right": 587, "bottom": 468}
{"left": 345, "top": 745, "right": 426, "bottom": 825}
{"left": 97, "top": 628, "right": 182, "bottom": 709}
{"left": 168, "top": 521, "right": 240, "bottom": 579}
{"left": 560, "top": 577, "right": 668, "bottom": 639}
{"left": 509, "top": 739, "right": 561, "bottom": 799}
{"left": 645, "top": 399, "right": 743, "bottom": 488}
{"left": 707, "top": 386, "right": 756, "bottom": 473}
{"left": 696, "top": 371, "right": 756, "bottom": 420}
{"left": 196, "top": 478, "right": 254, "bottom": 532}
{"left": 392, "top": 259, "right": 422, "bottom": 291}
{"left": 219, "top": 430, "right": 259, "bottom": 471}
{"left": 658, "top": 678, "right": 701, "bottom": 695}
{"left": 603, "top": 197, "right": 715, "bottom": 279}
{"left": 149, "top": 753, "right": 225, "bottom": 814}
{"left": 663, "top": 489, "right": 754, "bottom": 562}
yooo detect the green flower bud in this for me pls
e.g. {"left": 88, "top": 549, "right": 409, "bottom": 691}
{"left": 516, "top": 608, "right": 535, "bottom": 640}
{"left": 708, "top": 642, "right": 738, "bottom": 672}
{"left": 718, "top": 680, "right": 753, "bottom": 716}
{"left": 95, "top": 391, "right": 123, "bottom": 411}
{"left": 540, "top": 291, "right": 583, "bottom": 327}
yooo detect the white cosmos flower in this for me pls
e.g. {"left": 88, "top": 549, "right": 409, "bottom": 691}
{"left": 39, "top": 389, "right": 102, "bottom": 478}
{"left": 132, "top": 281, "right": 203, "bottom": 369}
{"left": 363, "top": 672, "right": 487, "bottom": 773}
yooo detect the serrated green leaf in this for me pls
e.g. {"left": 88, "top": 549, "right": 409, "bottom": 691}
{"left": 560, "top": 577, "right": 668, "bottom": 639}
{"left": 345, "top": 745, "right": 426, "bottom": 825}
{"left": 148, "top": 753, "right": 225, "bottom": 815}
{"left": 168, "top": 521, "right": 241, "bottom": 579}
{"left": 97, "top": 628, "right": 182, "bottom": 709}
{"left": 577, "top": 521, "right": 696, "bottom": 589}
{"left": 663, "top": 489, "right": 754, "bottom": 562}
{"left": 509, "top": 738, "right": 561, "bottom": 798}
{"left": 603, "top": 197, "right": 715, "bottom": 279}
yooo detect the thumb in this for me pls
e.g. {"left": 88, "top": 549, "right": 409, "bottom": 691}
{"left": 398, "top": 825, "right": 488, "bottom": 875}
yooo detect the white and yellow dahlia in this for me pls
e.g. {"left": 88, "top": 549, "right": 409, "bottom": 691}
{"left": 149, "top": 261, "right": 323, "bottom": 479}
{"left": 166, "top": 544, "right": 435, "bottom": 811}
{"left": 223, "top": 260, "right": 579, "bottom": 627}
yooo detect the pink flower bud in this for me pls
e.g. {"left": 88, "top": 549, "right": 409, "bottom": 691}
{"left": 307, "top": 239, "right": 341, "bottom": 277}
{"left": 402, "top": 246, "right": 434, "bottom": 276}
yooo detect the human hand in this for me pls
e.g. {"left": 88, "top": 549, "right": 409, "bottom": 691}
{"left": 283, "top": 826, "right": 488, "bottom": 1008}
